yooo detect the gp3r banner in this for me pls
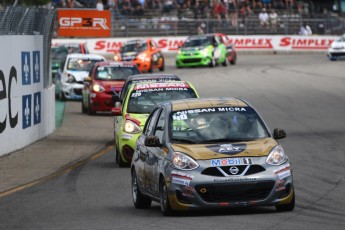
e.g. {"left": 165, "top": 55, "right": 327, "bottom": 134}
{"left": 57, "top": 9, "right": 111, "bottom": 37}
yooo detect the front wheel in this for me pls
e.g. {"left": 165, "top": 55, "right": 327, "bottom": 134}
{"left": 230, "top": 53, "right": 237, "bottom": 65}
{"left": 209, "top": 56, "right": 216, "bottom": 67}
{"left": 160, "top": 178, "right": 174, "bottom": 216}
{"left": 132, "top": 170, "right": 152, "bottom": 209}
{"left": 87, "top": 97, "right": 95, "bottom": 115}
{"left": 81, "top": 99, "right": 87, "bottom": 113}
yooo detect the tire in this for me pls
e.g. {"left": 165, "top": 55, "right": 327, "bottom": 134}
{"left": 81, "top": 99, "right": 87, "bottom": 114}
{"left": 222, "top": 56, "right": 229, "bottom": 66}
{"left": 132, "top": 170, "right": 152, "bottom": 209}
{"left": 87, "top": 96, "right": 95, "bottom": 115}
{"left": 148, "top": 61, "right": 153, "bottom": 73}
{"left": 160, "top": 178, "right": 174, "bottom": 216}
{"left": 275, "top": 189, "right": 295, "bottom": 212}
{"left": 230, "top": 53, "right": 237, "bottom": 65}
{"left": 116, "top": 147, "right": 128, "bottom": 167}
{"left": 209, "top": 56, "right": 216, "bottom": 68}
{"left": 159, "top": 58, "right": 165, "bottom": 71}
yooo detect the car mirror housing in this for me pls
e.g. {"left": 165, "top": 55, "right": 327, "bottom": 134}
{"left": 144, "top": 135, "right": 161, "bottom": 147}
{"left": 111, "top": 107, "right": 122, "bottom": 116}
{"left": 84, "top": 76, "right": 91, "bottom": 82}
{"left": 112, "top": 94, "right": 120, "bottom": 104}
{"left": 273, "top": 128, "right": 286, "bottom": 139}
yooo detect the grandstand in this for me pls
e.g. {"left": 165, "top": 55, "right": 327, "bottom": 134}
{"left": 53, "top": 0, "right": 345, "bottom": 37}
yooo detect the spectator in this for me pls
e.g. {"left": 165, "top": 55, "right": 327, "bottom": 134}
{"left": 299, "top": 24, "right": 312, "bottom": 35}
{"left": 162, "top": 0, "right": 175, "bottom": 13}
{"left": 96, "top": 0, "right": 104, "bottom": 10}
{"left": 269, "top": 9, "right": 278, "bottom": 31}
{"left": 121, "top": 0, "right": 133, "bottom": 15}
{"left": 285, "top": 0, "right": 294, "bottom": 9}
{"left": 132, "top": 0, "right": 145, "bottom": 15}
{"left": 66, "top": 0, "right": 74, "bottom": 8}
{"left": 107, "top": 0, "right": 116, "bottom": 9}
{"left": 261, "top": 0, "right": 272, "bottom": 9}
{"left": 197, "top": 22, "right": 206, "bottom": 34}
{"left": 213, "top": 0, "right": 228, "bottom": 27}
{"left": 228, "top": 0, "right": 238, "bottom": 27}
{"left": 258, "top": 7, "right": 269, "bottom": 28}
{"left": 252, "top": 0, "right": 262, "bottom": 13}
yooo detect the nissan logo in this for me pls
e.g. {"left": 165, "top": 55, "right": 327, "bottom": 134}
{"left": 229, "top": 166, "right": 239, "bottom": 175}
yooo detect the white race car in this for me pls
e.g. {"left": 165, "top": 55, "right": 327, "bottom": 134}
{"left": 327, "top": 34, "right": 345, "bottom": 61}
{"left": 54, "top": 53, "right": 106, "bottom": 100}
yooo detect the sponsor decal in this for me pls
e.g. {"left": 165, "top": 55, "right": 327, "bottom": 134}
{"left": 134, "top": 82, "right": 189, "bottom": 90}
{"left": 211, "top": 158, "right": 242, "bottom": 166}
{"left": 171, "top": 170, "right": 194, "bottom": 180}
{"left": 122, "top": 133, "right": 133, "bottom": 140}
{"left": 228, "top": 38, "right": 273, "bottom": 49}
{"left": 229, "top": 166, "right": 239, "bottom": 175}
{"left": 58, "top": 10, "right": 111, "bottom": 37}
{"left": 273, "top": 163, "right": 291, "bottom": 179}
{"left": 182, "top": 185, "right": 196, "bottom": 198}
{"left": 33, "top": 92, "right": 41, "bottom": 125}
{"left": 32, "top": 51, "right": 40, "bottom": 83}
{"left": 172, "top": 177, "right": 190, "bottom": 186}
{"left": 22, "top": 94, "right": 32, "bottom": 129}
{"left": 207, "top": 143, "right": 247, "bottom": 155}
{"left": 214, "top": 177, "right": 257, "bottom": 183}
{"left": 94, "top": 40, "right": 124, "bottom": 52}
{"left": 21, "top": 52, "right": 31, "bottom": 85}
{"left": 275, "top": 179, "right": 286, "bottom": 192}
{"left": 230, "top": 201, "right": 248, "bottom": 206}
{"left": 279, "top": 37, "right": 333, "bottom": 49}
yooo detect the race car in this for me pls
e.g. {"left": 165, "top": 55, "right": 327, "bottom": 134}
{"left": 175, "top": 34, "right": 228, "bottom": 68}
{"left": 112, "top": 81, "right": 199, "bottom": 167}
{"left": 54, "top": 53, "right": 106, "bottom": 100}
{"left": 327, "top": 34, "right": 345, "bottom": 61}
{"left": 51, "top": 42, "right": 89, "bottom": 79}
{"left": 131, "top": 98, "right": 295, "bottom": 215}
{"left": 118, "top": 73, "right": 181, "bottom": 103}
{"left": 217, "top": 33, "right": 237, "bottom": 65}
{"left": 81, "top": 61, "right": 141, "bottom": 115}
{"left": 114, "top": 39, "right": 165, "bottom": 73}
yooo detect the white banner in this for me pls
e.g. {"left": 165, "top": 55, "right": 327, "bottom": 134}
{"left": 53, "top": 35, "right": 337, "bottom": 55}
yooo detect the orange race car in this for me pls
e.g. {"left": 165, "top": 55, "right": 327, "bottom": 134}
{"left": 114, "top": 39, "right": 165, "bottom": 73}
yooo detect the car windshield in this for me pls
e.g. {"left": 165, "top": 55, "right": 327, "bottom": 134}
{"left": 183, "top": 37, "right": 212, "bottom": 47}
{"left": 51, "top": 46, "right": 68, "bottom": 60}
{"left": 67, "top": 58, "right": 103, "bottom": 71}
{"left": 169, "top": 107, "right": 269, "bottom": 144}
{"left": 96, "top": 66, "right": 140, "bottom": 80}
{"left": 127, "top": 87, "right": 197, "bottom": 114}
{"left": 64, "top": 44, "right": 82, "bottom": 54}
{"left": 121, "top": 41, "right": 147, "bottom": 53}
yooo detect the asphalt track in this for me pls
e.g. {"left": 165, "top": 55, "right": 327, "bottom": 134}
{"left": 1, "top": 53, "right": 345, "bottom": 230}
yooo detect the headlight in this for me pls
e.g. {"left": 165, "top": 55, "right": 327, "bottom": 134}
{"left": 123, "top": 120, "right": 141, "bottom": 133}
{"left": 93, "top": 84, "right": 105, "bottom": 93}
{"left": 66, "top": 74, "right": 76, "bottom": 83}
{"left": 137, "top": 52, "right": 148, "bottom": 61}
{"left": 266, "top": 145, "right": 288, "bottom": 165}
{"left": 114, "top": 54, "right": 121, "bottom": 61}
{"left": 177, "top": 49, "right": 182, "bottom": 55}
{"left": 172, "top": 152, "right": 199, "bottom": 170}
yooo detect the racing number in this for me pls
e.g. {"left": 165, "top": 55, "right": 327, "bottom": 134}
{"left": 0, "top": 67, "right": 18, "bottom": 134}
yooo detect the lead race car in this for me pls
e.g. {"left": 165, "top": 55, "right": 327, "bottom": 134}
{"left": 327, "top": 34, "right": 345, "bottom": 61}
{"left": 131, "top": 98, "right": 294, "bottom": 215}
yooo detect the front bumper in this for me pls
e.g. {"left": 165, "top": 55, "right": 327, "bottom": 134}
{"left": 176, "top": 54, "right": 211, "bottom": 67}
{"left": 118, "top": 132, "right": 142, "bottom": 163}
{"left": 328, "top": 48, "right": 345, "bottom": 59}
{"left": 90, "top": 92, "right": 117, "bottom": 112}
{"left": 61, "top": 82, "right": 83, "bottom": 100}
{"left": 165, "top": 159, "right": 293, "bottom": 211}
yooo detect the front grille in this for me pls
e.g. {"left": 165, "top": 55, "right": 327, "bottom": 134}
{"left": 182, "top": 58, "right": 202, "bottom": 64}
{"left": 74, "top": 88, "right": 82, "bottom": 96}
{"left": 201, "top": 165, "right": 266, "bottom": 177}
{"left": 330, "top": 52, "right": 345, "bottom": 57}
{"left": 195, "top": 181, "right": 275, "bottom": 203}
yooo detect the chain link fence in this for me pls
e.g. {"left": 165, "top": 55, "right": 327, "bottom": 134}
{"left": 0, "top": 6, "right": 56, "bottom": 87}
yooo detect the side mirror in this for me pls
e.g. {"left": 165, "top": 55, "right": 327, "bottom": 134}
{"left": 111, "top": 106, "right": 122, "bottom": 116}
{"left": 84, "top": 76, "right": 91, "bottom": 82}
{"left": 144, "top": 135, "right": 161, "bottom": 147}
{"left": 273, "top": 128, "right": 286, "bottom": 139}
{"left": 112, "top": 94, "right": 120, "bottom": 104}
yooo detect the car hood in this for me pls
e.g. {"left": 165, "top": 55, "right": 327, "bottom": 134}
{"left": 121, "top": 51, "right": 138, "bottom": 57}
{"left": 181, "top": 46, "right": 211, "bottom": 52}
{"left": 98, "top": 80, "right": 125, "bottom": 93}
{"left": 66, "top": 70, "right": 89, "bottom": 82}
{"left": 331, "top": 40, "right": 345, "bottom": 49}
{"left": 127, "top": 113, "right": 150, "bottom": 127}
{"left": 170, "top": 138, "right": 278, "bottom": 160}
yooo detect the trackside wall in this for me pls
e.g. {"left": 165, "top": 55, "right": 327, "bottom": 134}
{"left": 0, "top": 36, "right": 55, "bottom": 156}
{"left": 53, "top": 35, "right": 339, "bottom": 55}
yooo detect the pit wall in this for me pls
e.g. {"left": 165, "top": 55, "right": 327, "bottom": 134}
{"left": 0, "top": 35, "right": 55, "bottom": 157}
{"left": 53, "top": 35, "right": 338, "bottom": 55}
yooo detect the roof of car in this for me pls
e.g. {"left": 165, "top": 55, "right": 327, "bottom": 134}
{"left": 127, "top": 74, "right": 180, "bottom": 81}
{"left": 169, "top": 98, "right": 250, "bottom": 111}
{"left": 94, "top": 61, "right": 137, "bottom": 67}
{"left": 66, "top": 53, "right": 105, "bottom": 59}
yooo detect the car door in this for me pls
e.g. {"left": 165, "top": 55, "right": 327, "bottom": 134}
{"left": 136, "top": 108, "right": 162, "bottom": 194}
{"left": 145, "top": 108, "right": 167, "bottom": 197}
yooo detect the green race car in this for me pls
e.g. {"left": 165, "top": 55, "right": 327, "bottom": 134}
{"left": 112, "top": 81, "right": 199, "bottom": 167}
{"left": 176, "top": 34, "right": 228, "bottom": 68}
